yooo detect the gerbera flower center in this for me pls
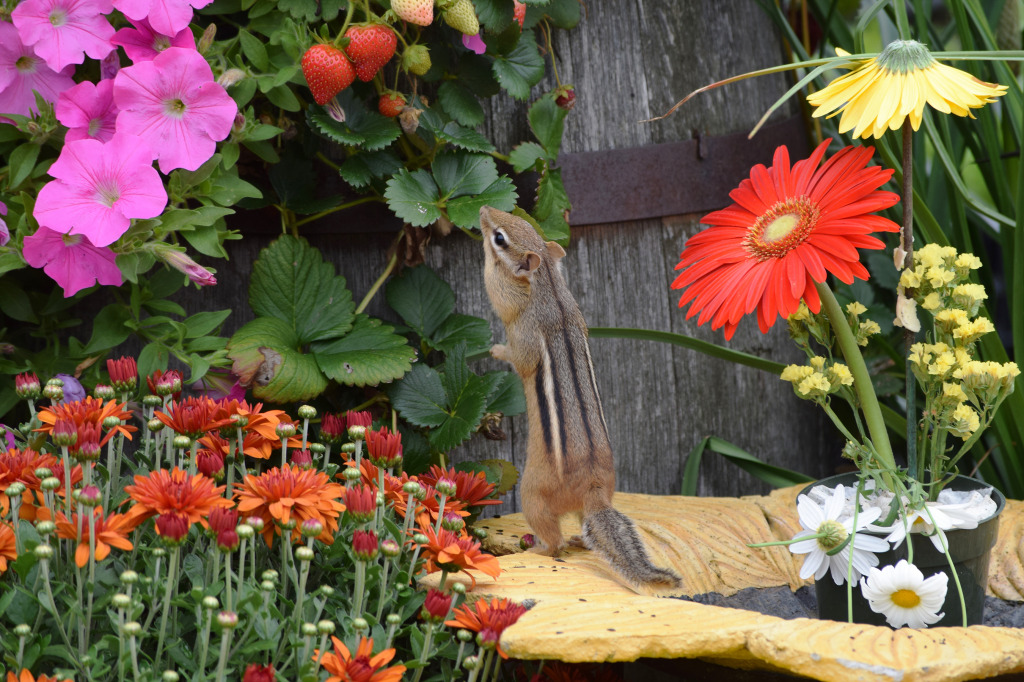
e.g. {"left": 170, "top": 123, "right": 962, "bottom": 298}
{"left": 165, "top": 98, "right": 187, "bottom": 117}
{"left": 891, "top": 588, "right": 922, "bottom": 608}
{"left": 815, "top": 519, "right": 848, "bottom": 551}
{"left": 746, "top": 196, "right": 819, "bottom": 261}
{"left": 49, "top": 9, "right": 67, "bottom": 26}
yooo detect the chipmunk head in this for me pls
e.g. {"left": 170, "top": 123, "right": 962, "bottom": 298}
{"left": 480, "top": 206, "right": 565, "bottom": 281}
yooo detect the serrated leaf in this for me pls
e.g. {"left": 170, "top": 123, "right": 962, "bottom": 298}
{"left": 441, "top": 343, "right": 471, "bottom": 404}
{"left": 397, "top": 422, "right": 432, "bottom": 474}
{"left": 543, "top": 0, "right": 580, "bottom": 28}
{"left": 528, "top": 93, "right": 568, "bottom": 157}
{"left": 388, "top": 364, "right": 448, "bottom": 428}
{"left": 249, "top": 235, "right": 355, "bottom": 343}
{"left": 492, "top": 29, "right": 545, "bottom": 100}
{"left": 473, "top": 0, "right": 514, "bottom": 30}
{"left": 538, "top": 211, "right": 570, "bottom": 245}
{"left": 311, "top": 314, "right": 416, "bottom": 387}
{"left": 308, "top": 91, "right": 401, "bottom": 151}
{"left": 459, "top": 54, "right": 501, "bottom": 97}
{"left": 386, "top": 265, "right": 455, "bottom": 339}
{"left": 433, "top": 152, "right": 499, "bottom": 200}
{"left": 509, "top": 142, "right": 546, "bottom": 172}
{"left": 446, "top": 176, "right": 518, "bottom": 228}
{"left": 483, "top": 371, "right": 526, "bottom": 415}
{"left": 429, "top": 373, "right": 491, "bottom": 451}
{"left": 437, "top": 82, "right": 486, "bottom": 127}
{"left": 227, "top": 317, "right": 329, "bottom": 402}
{"left": 339, "top": 150, "right": 403, "bottom": 189}
{"left": 431, "top": 314, "right": 492, "bottom": 354}
{"left": 435, "top": 121, "right": 495, "bottom": 153}
{"left": 384, "top": 169, "right": 442, "bottom": 227}
{"left": 534, "top": 167, "right": 571, "bottom": 244}
{"left": 278, "top": 0, "right": 317, "bottom": 20}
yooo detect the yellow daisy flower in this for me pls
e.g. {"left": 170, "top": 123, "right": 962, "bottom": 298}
{"left": 808, "top": 41, "right": 1007, "bottom": 139}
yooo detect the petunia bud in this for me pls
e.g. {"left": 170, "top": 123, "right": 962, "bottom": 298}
{"left": 155, "top": 247, "right": 217, "bottom": 287}
{"left": 198, "top": 23, "right": 217, "bottom": 53}
{"left": 217, "top": 68, "right": 246, "bottom": 88}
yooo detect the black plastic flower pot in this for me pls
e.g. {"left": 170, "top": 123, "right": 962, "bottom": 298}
{"left": 804, "top": 472, "right": 1005, "bottom": 628}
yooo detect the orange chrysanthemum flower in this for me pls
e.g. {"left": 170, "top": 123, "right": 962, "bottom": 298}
{"left": 55, "top": 507, "right": 135, "bottom": 567}
{"left": 124, "top": 467, "right": 232, "bottom": 529}
{"left": 416, "top": 520, "right": 500, "bottom": 586}
{"left": 445, "top": 597, "right": 527, "bottom": 659}
{"left": 155, "top": 396, "right": 219, "bottom": 439}
{"left": 672, "top": 140, "right": 899, "bottom": 340}
{"left": 235, "top": 465, "right": 344, "bottom": 546}
{"left": 36, "top": 397, "right": 136, "bottom": 445}
{"left": 420, "top": 465, "right": 501, "bottom": 508}
{"left": 0, "top": 449, "right": 82, "bottom": 521}
{"left": 0, "top": 522, "right": 16, "bottom": 574}
{"left": 6, "top": 670, "right": 73, "bottom": 682}
{"left": 313, "top": 636, "right": 405, "bottom": 682}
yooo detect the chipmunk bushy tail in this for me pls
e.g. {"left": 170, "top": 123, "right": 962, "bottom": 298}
{"left": 582, "top": 495, "right": 681, "bottom": 589}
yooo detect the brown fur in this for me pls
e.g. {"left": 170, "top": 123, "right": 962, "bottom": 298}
{"left": 480, "top": 206, "right": 680, "bottom": 590}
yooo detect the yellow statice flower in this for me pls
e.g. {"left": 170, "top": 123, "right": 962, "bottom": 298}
{"left": 921, "top": 292, "right": 943, "bottom": 311}
{"left": 857, "top": 320, "right": 881, "bottom": 346}
{"left": 781, "top": 365, "right": 815, "bottom": 383}
{"left": 846, "top": 301, "right": 867, "bottom": 316}
{"left": 810, "top": 356, "right": 826, "bottom": 371}
{"left": 916, "top": 244, "right": 953, "bottom": 270}
{"left": 953, "top": 317, "right": 995, "bottom": 345}
{"left": 934, "top": 308, "right": 970, "bottom": 334}
{"left": 925, "top": 266, "right": 956, "bottom": 288}
{"left": 955, "top": 361, "right": 1018, "bottom": 402}
{"left": 954, "top": 253, "right": 983, "bottom": 273}
{"left": 797, "top": 373, "right": 832, "bottom": 398}
{"left": 948, "top": 403, "right": 981, "bottom": 440}
{"left": 937, "top": 381, "right": 969, "bottom": 411}
{"left": 908, "top": 342, "right": 932, "bottom": 367}
{"left": 899, "top": 268, "right": 922, "bottom": 289}
{"left": 927, "top": 350, "right": 957, "bottom": 380}
{"left": 827, "top": 363, "right": 855, "bottom": 387}
{"left": 789, "top": 302, "right": 811, "bottom": 322}
{"left": 952, "top": 283, "right": 987, "bottom": 315}
{"left": 807, "top": 41, "right": 1006, "bottom": 139}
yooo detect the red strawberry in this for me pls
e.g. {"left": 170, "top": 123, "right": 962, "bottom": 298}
{"left": 378, "top": 93, "right": 406, "bottom": 117}
{"left": 513, "top": 0, "right": 525, "bottom": 29}
{"left": 344, "top": 25, "right": 398, "bottom": 82}
{"left": 392, "top": 0, "right": 433, "bottom": 26}
{"left": 301, "top": 44, "right": 355, "bottom": 105}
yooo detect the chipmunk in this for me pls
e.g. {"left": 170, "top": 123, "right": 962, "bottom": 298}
{"left": 480, "top": 206, "right": 681, "bottom": 591}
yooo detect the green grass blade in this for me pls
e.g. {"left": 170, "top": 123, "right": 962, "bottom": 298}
{"left": 681, "top": 436, "right": 814, "bottom": 496}
{"left": 588, "top": 327, "right": 786, "bottom": 375}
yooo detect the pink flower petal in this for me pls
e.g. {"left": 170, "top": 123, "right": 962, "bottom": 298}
{"left": 111, "top": 16, "right": 195, "bottom": 62}
{"left": 57, "top": 79, "right": 118, "bottom": 142}
{"left": 12, "top": 0, "right": 115, "bottom": 72}
{"left": 462, "top": 32, "right": 486, "bottom": 55}
{"left": 23, "top": 227, "right": 122, "bottom": 297}
{"left": 0, "top": 23, "right": 76, "bottom": 116}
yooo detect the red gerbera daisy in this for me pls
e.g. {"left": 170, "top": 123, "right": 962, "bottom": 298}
{"left": 672, "top": 140, "right": 899, "bottom": 339}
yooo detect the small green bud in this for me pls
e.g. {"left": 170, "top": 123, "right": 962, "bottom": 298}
{"left": 147, "top": 418, "right": 164, "bottom": 432}
{"left": 162, "top": 671, "right": 180, "bottom": 682}
{"left": 143, "top": 394, "right": 163, "bottom": 407}
{"left": 123, "top": 621, "right": 142, "bottom": 636}
{"left": 35, "top": 520, "right": 56, "bottom": 535}
{"left": 14, "top": 624, "right": 31, "bottom": 637}
{"left": 317, "top": 620, "right": 336, "bottom": 634}
{"left": 202, "top": 596, "right": 220, "bottom": 610}
{"left": 319, "top": 585, "right": 335, "bottom": 597}
{"left": 301, "top": 622, "right": 318, "bottom": 637}
{"left": 295, "top": 546, "right": 314, "bottom": 562}
{"left": 309, "top": 442, "right": 326, "bottom": 455}
{"left": 33, "top": 467, "right": 52, "bottom": 479}
{"left": 217, "top": 611, "right": 238, "bottom": 628}
{"left": 120, "top": 569, "right": 139, "bottom": 584}
{"left": 463, "top": 655, "right": 479, "bottom": 671}
{"left": 261, "top": 569, "right": 279, "bottom": 582}
{"left": 341, "top": 442, "right": 356, "bottom": 455}
{"left": 102, "top": 415, "right": 121, "bottom": 429}
{"left": 172, "top": 435, "right": 192, "bottom": 449}
{"left": 297, "top": 405, "right": 316, "bottom": 420}
{"left": 41, "top": 476, "right": 61, "bottom": 491}
{"left": 451, "top": 582, "right": 466, "bottom": 595}
{"left": 342, "top": 467, "right": 362, "bottom": 482}
{"left": 236, "top": 523, "right": 254, "bottom": 539}
{"left": 352, "top": 617, "right": 369, "bottom": 632}
{"left": 261, "top": 580, "right": 275, "bottom": 592}
{"left": 457, "top": 628, "right": 474, "bottom": 642}
{"left": 34, "top": 544, "right": 53, "bottom": 560}
{"left": 347, "top": 425, "right": 365, "bottom": 441}
{"left": 152, "top": 547, "right": 167, "bottom": 558}
{"left": 386, "top": 613, "right": 402, "bottom": 626}
{"left": 5, "top": 482, "right": 26, "bottom": 496}
{"left": 112, "top": 593, "right": 132, "bottom": 609}
{"left": 413, "top": 533, "right": 428, "bottom": 545}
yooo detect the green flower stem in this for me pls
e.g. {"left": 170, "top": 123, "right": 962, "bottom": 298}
{"left": 41, "top": 559, "right": 77, "bottom": 670}
{"left": 407, "top": 543, "right": 423, "bottom": 585}
{"left": 187, "top": 441, "right": 199, "bottom": 476}
{"left": 466, "top": 652, "right": 483, "bottom": 682}
{"left": 478, "top": 648, "right": 496, "bottom": 682}
{"left": 352, "top": 559, "right": 367, "bottom": 617}
{"left": 155, "top": 545, "right": 181, "bottom": 667}
{"left": 815, "top": 281, "right": 896, "bottom": 472}
{"left": 925, "top": 507, "right": 967, "bottom": 627}
{"left": 385, "top": 618, "right": 398, "bottom": 649}
{"left": 292, "top": 558, "right": 310, "bottom": 629}
{"left": 901, "top": 119, "right": 918, "bottom": 480}
{"left": 433, "top": 494, "right": 448, "bottom": 535}
{"left": 195, "top": 607, "right": 213, "bottom": 676}
{"left": 411, "top": 623, "right": 436, "bottom": 682}
{"left": 104, "top": 435, "right": 116, "bottom": 511}
{"left": 438, "top": 569, "right": 449, "bottom": 591}
{"left": 214, "top": 627, "right": 232, "bottom": 682}
{"left": 280, "top": 438, "right": 288, "bottom": 468}
{"left": 84, "top": 515, "right": 97, "bottom": 653}
{"left": 374, "top": 557, "right": 392, "bottom": 621}
{"left": 129, "top": 633, "right": 141, "bottom": 682}
{"left": 237, "top": 537, "right": 247, "bottom": 594}
{"left": 224, "top": 553, "right": 234, "bottom": 612}
{"left": 301, "top": 418, "right": 309, "bottom": 449}
{"left": 293, "top": 196, "right": 384, "bottom": 229}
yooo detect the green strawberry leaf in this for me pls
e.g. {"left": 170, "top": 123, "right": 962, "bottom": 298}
{"left": 385, "top": 265, "right": 455, "bottom": 339}
{"left": 430, "top": 372, "right": 492, "bottom": 452}
{"left": 430, "top": 314, "right": 492, "bottom": 354}
{"left": 483, "top": 370, "right": 527, "bottom": 415}
{"left": 533, "top": 167, "right": 571, "bottom": 244}
{"left": 458, "top": 55, "right": 502, "bottom": 97}
{"left": 384, "top": 168, "right": 443, "bottom": 227}
{"left": 433, "top": 152, "right": 499, "bottom": 200}
{"left": 308, "top": 91, "right": 401, "bottom": 151}
{"left": 311, "top": 314, "right": 416, "bottom": 387}
{"left": 278, "top": 0, "right": 318, "bottom": 20}
{"left": 446, "top": 176, "right": 518, "bottom": 228}
{"left": 473, "top": 0, "right": 514, "bottom": 31}
{"left": 441, "top": 342, "right": 472, "bottom": 404}
{"left": 397, "top": 422, "right": 432, "bottom": 474}
{"left": 492, "top": 29, "right": 545, "bottom": 100}
{"left": 434, "top": 122, "right": 496, "bottom": 153}
{"left": 528, "top": 93, "right": 568, "bottom": 158}
{"left": 248, "top": 235, "right": 355, "bottom": 344}
{"left": 227, "top": 317, "right": 329, "bottom": 402}
{"left": 339, "top": 150, "right": 404, "bottom": 189}
{"left": 508, "top": 142, "right": 546, "bottom": 172}
{"left": 437, "top": 82, "right": 486, "bottom": 127}
{"left": 388, "top": 364, "right": 449, "bottom": 428}
{"left": 543, "top": 0, "right": 580, "bottom": 28}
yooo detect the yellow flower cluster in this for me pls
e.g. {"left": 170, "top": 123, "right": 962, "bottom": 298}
{"left": 781, "top": 358, "right": 854, "bottom": 401}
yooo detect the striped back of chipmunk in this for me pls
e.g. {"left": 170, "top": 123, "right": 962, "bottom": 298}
{"left": 533, "top": 265, "right": 611, "bottom": 477}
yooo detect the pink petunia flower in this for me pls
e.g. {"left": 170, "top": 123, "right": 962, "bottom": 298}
{"left": 57, "top": 79, "right": 118, "bottom": 142}
{"left": 111, "top": 0, "right": 212, "bottom": 38}
{"left": 34, "top": 134, "right": 167, "bottom": 247}
{"left": 111, "top": 17, "right": 195, "bottom": 63}
{"left": 12, "top": 0, "right": 115, "bottom": 72}
{"left": 0, "top": 201, "right": 8, "bottom": 247}
{"left": 0, "top": 22, "right": 76, "bottom": 116}
{"left": 22, "top": 227, "right": 123, "bottom": 297}
{"left": 114, "top": 47, "right": 236, "bottom": 173}
{"left": 461, "top": 33, "right": 487, "bottom": 55}
{"left": 100, "top": 51, "right": 121, "bottom": 79}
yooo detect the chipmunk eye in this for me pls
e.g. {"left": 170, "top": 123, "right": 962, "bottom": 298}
{"left": 493, "top": 230, "right": 508, "bottom": 248}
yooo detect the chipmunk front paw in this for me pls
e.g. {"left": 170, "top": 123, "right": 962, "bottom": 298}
{"left": 490, "top": 344, "right": 509, "bottom": 362}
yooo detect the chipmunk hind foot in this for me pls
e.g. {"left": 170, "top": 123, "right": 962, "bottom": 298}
{"left": 582, "top": 508, "right": 682, "bottom": 589}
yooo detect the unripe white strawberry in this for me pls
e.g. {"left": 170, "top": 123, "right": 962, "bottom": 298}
{"left": 442, "top": 0, "right": 479, "bottom": 35}
{"left": 392, "top": 0, "right": 433, "bottom": 26}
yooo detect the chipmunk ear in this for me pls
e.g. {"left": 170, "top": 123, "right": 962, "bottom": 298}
{"left": 515, "top": 252, "right": 542, "bottom": 277}
{"left": 545, "top": 241, "right": 566, "bottom": 261}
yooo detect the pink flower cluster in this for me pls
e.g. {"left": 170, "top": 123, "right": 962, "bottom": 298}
{"left": 0, "top": 0, "right": 236, "bottom": 296}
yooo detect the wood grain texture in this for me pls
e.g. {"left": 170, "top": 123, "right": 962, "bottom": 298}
{"left": 420, "top": 489, "right": 1024, "bottom": 681}
{"left": 174, "top": 0, "right": 840, "bottom": 511}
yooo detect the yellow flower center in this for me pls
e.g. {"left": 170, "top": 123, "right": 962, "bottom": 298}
{"left": 746, "top": 196, "right": 819, "bottom": 261}
{"left": 816, "top": 519, "right": 848, "bottom": 551}
{"left": 891, "top": 589, "right": 921, "bottom": 608}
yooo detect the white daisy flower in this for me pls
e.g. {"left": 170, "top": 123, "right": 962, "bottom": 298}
{"left": 873, "top": 498, "right": 984, "bottom": 552}
{"left": 860, "top": 559, "right": 948, "bottom": 628}
{"left": 789, "top": 483, "right": 890, "bottom": 585}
